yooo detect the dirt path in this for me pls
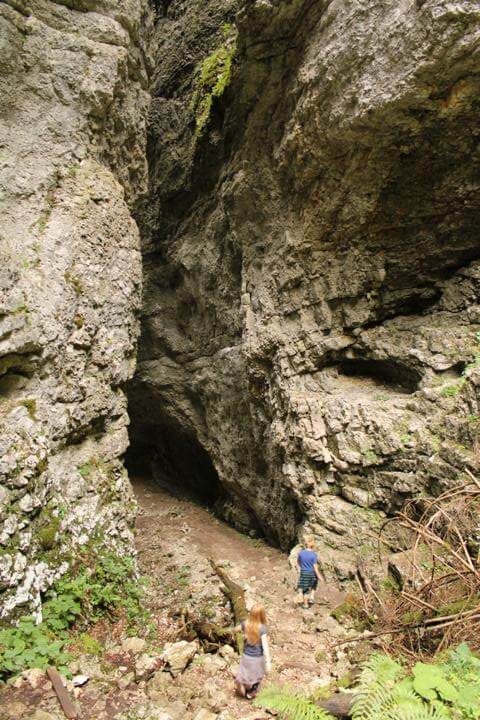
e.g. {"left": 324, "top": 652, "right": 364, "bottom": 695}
{"left": 0, "top": 479, "right": 350, "bottom": 720}
{"left": 134, "top": 477, "right": 347, "bottom": 719}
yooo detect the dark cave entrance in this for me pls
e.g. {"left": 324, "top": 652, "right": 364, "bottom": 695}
{"left": 125, "top": 387, "right": 302, "bottom": 549}
{"left": 125, "top": 416, "right": 223, "bottom": 508}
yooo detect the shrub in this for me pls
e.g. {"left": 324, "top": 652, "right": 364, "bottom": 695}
{"left": 0, "top": 549, "right": 147, "bottom": 680}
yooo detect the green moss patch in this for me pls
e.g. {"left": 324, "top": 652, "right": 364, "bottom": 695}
{"left": 191, "top": 23, "right": 237, "bottom": 135}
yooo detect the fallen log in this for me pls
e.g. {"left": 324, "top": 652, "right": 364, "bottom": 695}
{"left": 209, "top": 557, "right": 247, "bottom": 652}
{"left": 46, "top": 667, "right": 78, "bottom": 719}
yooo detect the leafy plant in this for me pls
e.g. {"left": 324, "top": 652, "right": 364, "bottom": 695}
{"left": 0, "top": 549, "right": 147, "bottom": 680}
{"left": 76, "top": 632, "right": 103, "bottom": 656}
{"left": 255, "top": 685, "right": 334, "bottom": 720}
{"left": 351, "top": 654, "right": 449, "bottom": 720}
{"left": 256, "top": 646, "right": 480, "bottom": 720}
{"left": 412, "top": 662, "right": 457, "bottom": 702}
{"left": 0, "top": 615, "right": 72, "bottom": 678}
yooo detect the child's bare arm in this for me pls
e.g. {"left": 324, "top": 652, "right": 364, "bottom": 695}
{"left": 261, "top": 635, "right": 272, "bottom": 672}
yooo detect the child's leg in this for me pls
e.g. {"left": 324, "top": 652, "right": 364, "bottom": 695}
{"left": 235, "top": 680, "right": 246, "bottom": 697}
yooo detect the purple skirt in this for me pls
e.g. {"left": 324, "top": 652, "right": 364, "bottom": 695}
{"left": 236, "top": 654, "right": 266, "bottom": 687}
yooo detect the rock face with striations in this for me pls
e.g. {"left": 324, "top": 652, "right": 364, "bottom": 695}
{"left": 130, "top": 0, "right": 480, "bottom": 573}
{"left": 0, "top": 0, "right": 150, "bottom": 618}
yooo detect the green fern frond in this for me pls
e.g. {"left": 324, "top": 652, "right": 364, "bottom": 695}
{"left": 352, "top": 657, "right": 452, "bottom": 720}
{"left": 357, "top": 653, "right": 403, "bottom": 689}
{"left": 255, "top": 685, "right": 335, "bottom": 720}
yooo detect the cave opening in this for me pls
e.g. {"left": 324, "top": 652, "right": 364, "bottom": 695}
{"left": 338, "top": 357, "right": 421, "bottom": 393}
{"left": 125, "top": 416, "right": 223, "bottom": 508}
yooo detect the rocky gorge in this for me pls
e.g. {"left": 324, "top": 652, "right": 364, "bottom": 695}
{"left": 129, "top": 0, "right": 480, "bottom": 577}
{"left": 1, "top": 0, "right": 480, "bottom": 620}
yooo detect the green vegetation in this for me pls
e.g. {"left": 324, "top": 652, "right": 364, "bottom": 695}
{"left": 66, "top": 164, "right": 79, "bottom": 178}
{"left": 76, "top": 632, "right": 103, "bottom": 656}
{"left": 256, "top": 685, "right": 333, "bottom": 720}
{"left": 363, "top": 448, "right": 379, "bottom": 464}
{"left": 176, "top": 564, "right": 191, "bottom": 588}
{"left": 191, "top": 23, "right": 237, "bottom": 135}
{"left": 12, "top": 300, "right": 28, "bottom": 314}
{"left": 441, "top": 380, "right": 464, "bottom": 398}
{"left": 64, "top": 270, "right": 84, "bottom": 296}
{"left": 256, "top": 645, "right": 480, "bottom": 720}
{"left": 18, "top": 398, "right": 37, "bottom": 420}
{"left": 77, "top": 461, "right": 92, "bottom": 478}
{"left": 0, "top": 615, "right": 72, "bottom": 679}
{"left": 0, "top": 548, "right": 147, "bottom": 680}
{"left": 38, "top": 516, "right": 60, "bottom": 550}
{"left": 439, "top": 333, "right": 480, "bottom": 400}
{"left": 331, "top": 593, "right": 373, "bottom": 631}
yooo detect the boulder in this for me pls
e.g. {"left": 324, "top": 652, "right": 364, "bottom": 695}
{"left": 117, "top": 671, "right": 135, "bottom": 690}
{"left": 122, "top": 636, "right": 147, "bottom": 655}
{"left": 161, "top": 640, "right": 198, "bottom": 677}
{"left": 22, "top": 668, "right": 46, "bottom": 689}
{"left": 27, "top": 712, "right": 60, "bottom": 720}
{"left": 192, "top": 711, "right": 217, "bottom": 720}
{"left": 135, "top": 653, "right": 163, "bottom": 681}
{"left": 388, "top": 547, "right": 432, "bottom": 589}
{"left": 146, "top": 669, "right": 172, "bottom": 700}
{"left": 218, "top": 645, "right": 236, "bottom": 660}
{"left": 156, "top": 700, "right": 188, "bottom": 720}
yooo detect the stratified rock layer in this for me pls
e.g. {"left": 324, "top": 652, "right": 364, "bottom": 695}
{"left": 0, "top": 0, "right": 150, "bottom": 618}
{"left": 131, "top": 0, "right": 480, "bottom": 573}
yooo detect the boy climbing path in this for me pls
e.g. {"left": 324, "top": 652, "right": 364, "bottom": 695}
{"left": 297, "top": 539, "right": 323, "bottom": 608}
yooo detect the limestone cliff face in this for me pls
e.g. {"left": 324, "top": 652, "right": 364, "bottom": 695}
{"left": 0, "top": 0, "right": 150, "bottom": 618}
{"left": 131, "top": 0, "right": 480, "bottom": 574}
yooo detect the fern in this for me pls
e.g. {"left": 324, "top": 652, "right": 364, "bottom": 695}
{"left": 256, "top": 647, "right": 480, "bottom": 720}
{"left": 352, "top": 655, "right": 451, "bottom": 720}
{"left": 357, "top": 653, "right": 404, "bottom": 688}
{"left": 255, "top": 685, "right": 335, "bottom": 720}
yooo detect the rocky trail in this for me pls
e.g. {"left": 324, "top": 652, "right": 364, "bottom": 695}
{"left": 0, "top": 478, "right": 352, "bottom": 720}
{"left": 132, "top": 477, "right": 350, "bottom": 719}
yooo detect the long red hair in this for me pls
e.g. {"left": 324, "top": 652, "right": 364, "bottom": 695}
{"left": 245, "top": 605, "right": 266, "bottom": 645}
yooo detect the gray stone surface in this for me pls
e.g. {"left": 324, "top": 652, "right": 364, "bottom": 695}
{"left": 130, "top": 0, "right": 480, "bottom": 573}
{"left": 0, "top": 0, "right": 151, "bottom": 617}
{"left": 161, "top": 640, "right": 198, "bottom": 677}
{"left": 2, "top": 0, "right": 480, "bottom": 615}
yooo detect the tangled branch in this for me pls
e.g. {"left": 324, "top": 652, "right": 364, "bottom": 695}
{"left": 338, "top": 473, "right": 480, "bottom": 657}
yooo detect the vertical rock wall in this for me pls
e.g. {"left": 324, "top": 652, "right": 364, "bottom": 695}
{"left": 131, "top": 0, "right": 480, "bottom": 573}
{"left": 0, "top": 0, "right": 151, "bottom": 619}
